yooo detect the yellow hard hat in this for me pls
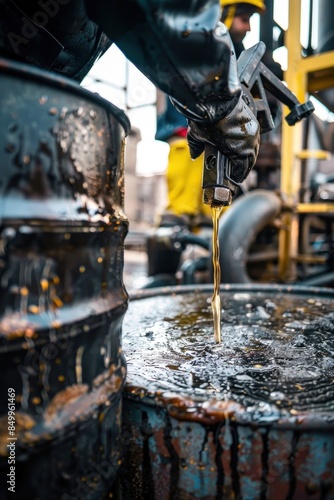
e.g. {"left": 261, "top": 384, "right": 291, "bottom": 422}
{"left": 220, "top": 0, "right": 266, "bottom": 12}
{"left": 220, "top": 0, "right": 265, "bottom": 30}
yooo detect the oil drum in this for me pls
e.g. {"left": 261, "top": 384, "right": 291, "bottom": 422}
{"left": 120, "top": 284, "right": 334, "bottom": 499}
{"left": 0, "top": 58, "right": 130, "bottom": 499}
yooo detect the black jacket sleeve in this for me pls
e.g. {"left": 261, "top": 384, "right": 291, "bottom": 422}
{"left": 84, "top": 0, "right": 241, "bottom": 123}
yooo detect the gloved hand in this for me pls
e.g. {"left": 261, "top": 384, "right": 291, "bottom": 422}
{"left": 187, "top": 93, "right": 260, "bottom": 184}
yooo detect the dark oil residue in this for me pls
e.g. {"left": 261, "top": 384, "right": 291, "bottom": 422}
{"left": 122, "top": 290, "right": 334, "bottom": 416}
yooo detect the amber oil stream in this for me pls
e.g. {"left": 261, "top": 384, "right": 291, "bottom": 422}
{"left": 211, "top": 206, "right": 224, "bottom": 343}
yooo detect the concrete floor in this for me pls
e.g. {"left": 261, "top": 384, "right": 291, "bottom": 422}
{"left": 123, "top": 226, "right": 212, "bottom": 294}
{"left": 123, "top": 248, "right": 150, "bottom": 293}
{"left": 123, "top": 225, "right": 154, "bottom": 292}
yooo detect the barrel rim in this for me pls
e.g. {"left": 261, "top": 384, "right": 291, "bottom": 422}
{"left": 128, "top": 283, "right": 334, "bottom": 301}
{"left": 0, "top": 56, "right": 131, "bottom": 136}
{"left": 123, "top": 388, "right": 334, "bottom": 432}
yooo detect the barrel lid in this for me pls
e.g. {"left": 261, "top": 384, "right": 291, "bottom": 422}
{"left": 123, "top": 284, "right": 334, "bottom": 429}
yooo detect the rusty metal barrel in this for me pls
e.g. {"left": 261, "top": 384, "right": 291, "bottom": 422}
{"left": 0, "top": 57, "right": 130, "bottom": 499}
{"left": 120, "top": 284, "right": 334, "bottom": 499}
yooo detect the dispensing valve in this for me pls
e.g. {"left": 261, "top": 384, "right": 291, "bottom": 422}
{"left": 202, "top": 41, "right": 315, "bottom": 208}
{"left": 202, "top": 145, "right": 236, "bottom": 207}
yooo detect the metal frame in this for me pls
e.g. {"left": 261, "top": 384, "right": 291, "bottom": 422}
{"left": 279, "top": 0, "right": 334, "bottom": 280}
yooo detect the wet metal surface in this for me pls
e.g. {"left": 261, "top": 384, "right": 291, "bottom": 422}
{"left": 0, "top": 58, "right": 129, "bottom": 499}
{"left": 121, "top": 285, "right": 334, "bottom": 499}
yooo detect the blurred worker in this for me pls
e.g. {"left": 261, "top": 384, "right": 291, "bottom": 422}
{"left": 221, "top": 0, "right": 264, "bottom": 57}
{"left": 222, "top": 0, "right": 283, "bottom": 191}
{"left": 155, "top": 0, "right": 265, "bottom": 230}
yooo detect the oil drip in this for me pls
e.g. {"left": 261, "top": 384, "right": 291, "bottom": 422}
{"left": 211, "top": 206, "right": 224, "bottom": 343}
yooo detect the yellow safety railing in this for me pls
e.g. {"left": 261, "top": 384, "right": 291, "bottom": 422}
{"left": 279, "top": 0, "right": 334, "bottom": 281}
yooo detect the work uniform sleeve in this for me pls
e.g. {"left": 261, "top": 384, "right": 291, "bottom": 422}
{"left": 84, "top": 0, "right": 241, "bottom": 123}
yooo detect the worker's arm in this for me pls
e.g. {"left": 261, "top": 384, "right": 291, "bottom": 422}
{"left": 84, "top": 0, "right": 240, "bottom": 123}
{"left": 85, "top": 0, "right": 260, "bottom": 181}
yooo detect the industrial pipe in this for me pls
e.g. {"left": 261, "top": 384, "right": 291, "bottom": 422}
{"left": 213, "top": 189, "right": 282, "bottom": 283}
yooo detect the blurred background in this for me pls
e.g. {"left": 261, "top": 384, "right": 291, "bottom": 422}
{"left": 80, "top": 0, "right": 334, "bottom": 291}
{"left": 81, "top": 0, "right": 333, "bottom": 225}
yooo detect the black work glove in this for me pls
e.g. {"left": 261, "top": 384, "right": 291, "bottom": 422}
{"left": 187, "top": 93, "right": 260, "bottom": 184}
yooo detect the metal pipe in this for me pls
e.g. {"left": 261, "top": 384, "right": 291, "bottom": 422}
{"left": 213, "top": 189, "right": 282, "bottom": 283}
{"left": 297, "top": 270, "right": 334, "bottom": 286}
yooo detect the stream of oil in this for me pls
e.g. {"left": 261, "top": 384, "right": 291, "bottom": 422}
{"left": 211, "top": 206, "right": 224, "bottom": 343}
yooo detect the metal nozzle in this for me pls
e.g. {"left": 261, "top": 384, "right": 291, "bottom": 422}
{"left": 202, "top": 144, "right": 235, "bottom": 207}
{"left": 203, "top": 186, "right": 232, "bottom": 206}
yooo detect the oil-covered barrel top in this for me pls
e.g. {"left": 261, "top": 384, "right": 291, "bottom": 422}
{"left": 122, "top": 286, "right": 334, "bottom": 424}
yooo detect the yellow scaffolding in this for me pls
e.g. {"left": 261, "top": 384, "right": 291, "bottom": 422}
{"left": 279, "top": 0, "right": 334, "bottom": 281}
